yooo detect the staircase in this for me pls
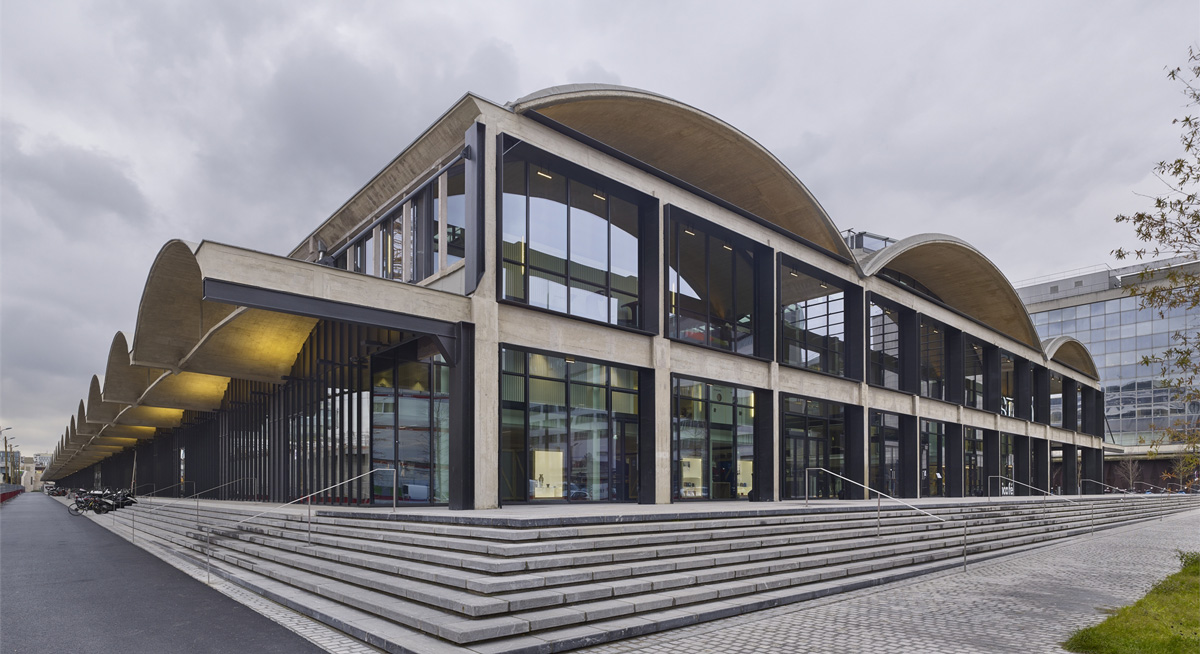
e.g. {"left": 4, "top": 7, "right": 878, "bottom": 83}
{"left": 92, "top": 495, "right": 1199, "bottom": 653}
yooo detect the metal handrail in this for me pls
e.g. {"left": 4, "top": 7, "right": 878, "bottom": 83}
{"left": 1081, "top": 479, "right": 1149, "bottom": 501}
{"left": 138, "top": 480, "right": 195, "bottom": 499}
{"left": 804, "top": 467, "right": 966, "bottom": 571}
{"left": 987, "top": 475, "right": 1091, "bottom": 534}
{"left": 132, "top": 483, "right": 156, "bottom": 495}
{"left": 231, "top": 468, "right": 388, "bottom": 545}
{"left": 1134, "top": 481, "right": 1169, "bottom": 493}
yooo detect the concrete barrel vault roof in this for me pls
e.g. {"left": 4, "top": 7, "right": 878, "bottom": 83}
{"left": 858, "top": 234, "right": 1045, "bottom": 351}
{"left": 1042, "top": 336, "right": 1100, "bottom": 380}
{"left": 509, "top": 84, "right": 853, "bottom": 259}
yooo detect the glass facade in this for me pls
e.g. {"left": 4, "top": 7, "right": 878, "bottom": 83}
{"left": 964, "top": 340, "right": 985, "bottom": 410}
{"left": 780, "top": 264, "right": 846, "bottom": 375}
{"left": 672, "top": 376, "right": 756, "bottom": 500}
{"left": 869, "top": 410, "right": 901, "bottom": 497}
{"left": 781, "top": 396, "right": 846, "bottom": 499}
{"left": 919, "top": 419, "right": 945, "bottom": 497}
{"left": 964, "top": 427, "right": 984, "bottom": 497}
{"left": 501, "top": 154, "right": 642, "bottom": 328}
{"left": 668, "top": 212, "right": 757, "bottom": 354}
{"left": 1031, "top": 296, "right": 1195, "bottom": 446}
{"left": 919, "top": 318, "right": 946, "bottom": 400}
{"left": 868, "top": 302, "right": 901, "bottom": 389}
{"left": 499, "top": 347, "right": 639, "bottom": 502}
{"left": 370, "top": 348, "right": 450, "bottom": 505}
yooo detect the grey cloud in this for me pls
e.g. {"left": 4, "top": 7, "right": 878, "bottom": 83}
{"left": 1, "top": 120, "right": 151, "bottom": 233}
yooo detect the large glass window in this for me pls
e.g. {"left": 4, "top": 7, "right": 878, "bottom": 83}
{"left": 964, "top": 339, "right": 985, "bottom": 409}
{"left": 370, "top": 346, "right": 449, "bottom": 505}
{"left": 782, "top": 396, "right": 845, "bottom": 499}
{"left": 964, "top": 427, "right": 984, "bottom": 497}
{"left": 668, "top": 212, "right": 756, "bottom": 355}
{"left": 919, "top": 419, "right": 945, "bottom": 497}
{"left": 1000, "top": 433, "right": 1015, "bottom": 495}
{"left": 868, "top": 302, "right": 901, "bottom": 389}
{"left": 501, "top": 150, "right": 643, "bottom": 328}
{"left": 869, "top": 410, "right": 901, "bottom": 497}
{"left": 499, "top": 347, "right": 639, "bottom": 502}
{"left": 672, "top": 376, "right": 756, "bottom": 500}
{"left": 781, "top": 264, "right": 845, "bottom": 375}
{"left": 919, "top": 318, "right": 945, "bottom": 400}
{"left": 1000, "top": 352, "right": 1016, "bottom": 416}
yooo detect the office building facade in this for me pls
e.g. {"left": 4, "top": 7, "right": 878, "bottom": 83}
{"left": 45, "top": 85, "right": 1107, "bottom": 506}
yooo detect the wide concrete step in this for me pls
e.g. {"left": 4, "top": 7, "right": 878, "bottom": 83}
{"left": 101, "top": 495, "right": 1200, "bottom": 652}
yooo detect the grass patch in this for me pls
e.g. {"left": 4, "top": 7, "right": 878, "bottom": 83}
{"left": 1063, "top": 550, "right": 1200, "bottom": 654}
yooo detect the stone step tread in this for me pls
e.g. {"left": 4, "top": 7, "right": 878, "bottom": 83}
{"left": 127, "top": 501, "right": 1172, "bottom": 589}
{"left": 139, "top": 496, "right": 1160, "bottom": 545}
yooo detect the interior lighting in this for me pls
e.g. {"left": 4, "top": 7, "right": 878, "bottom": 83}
{"left": 789, "top": 271, "right": 799, "bottom": 277}
{"left": 819, "top": 283, "right": 829, "bottom": 289}
{"left": 684, "top": 229, "right": 696, "bottom": 236}
{"left": 592, "top": 193, "right": 606, "bottom": 201}
{"left": 565, "top": 356, "right": 576, "bottom": 363}
{"left": 536, "top": 170, "right": 553, "bottom": 179}
{"left": 723, "top": 244, "right": 733, "bottom": 251}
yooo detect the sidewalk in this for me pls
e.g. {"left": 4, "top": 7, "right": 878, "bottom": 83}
{"left": 0, "top": 492, "right": 335, "bottom": 654}
{"left": 577, "top": 508, "right": 1200, "bottom": 653}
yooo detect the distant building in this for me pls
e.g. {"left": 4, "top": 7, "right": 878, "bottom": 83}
{"left": 1017, "top": 258, "right": 1200, "bottom": 486}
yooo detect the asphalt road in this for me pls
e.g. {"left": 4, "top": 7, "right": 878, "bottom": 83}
{"left": 0, "top": 492, "right": 328, "bottom": 654}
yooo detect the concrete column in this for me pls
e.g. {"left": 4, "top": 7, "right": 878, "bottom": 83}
{"left": 1033, "top": 366, "right": 1051, "bottom": 424}
{"left": 845, "top": 404, "right": 866, "bottom": 500}
{"left": 751, "top": 390, "right": 774, "bottom": 502}
{"left": 449, "top": 322, "right": 476, "bottom": 510}
{"left": 984, "top": 429, "right": 1001, "bottom": 496}
{"left": 1013, "top": 435, "right": 1030, "bottom": 496}
{"left": 1081, "top": 446, "right": 1103, "bottom": 495}
{"left": 945, "top": 422, "right": 964, "bottom": 498}
{"left": 1032, "top": 438, "right": 1050, "bottom": 494}
{"left": 1061, "top": 443, "right": 1079, "bottom": 495}
{"left": 637, "top": 368, "right": 657, "bottom": 505}
{"left": 653, "top": 338, "right": 672, "bottom": 504}
{"left": 1014, "top": 359, "right": 1032, "bottom": 421}
{"left": 899, "top": 415, "right": 919, "bottom": 498}
{"left": 945, "top": 327, "right": 964, "bottom": 405}
{"left": 1062, "top": 379, "right": 1079, "bottom": 432}
{"left": 983, "top": 345, "right": 1001, "bottom": 414}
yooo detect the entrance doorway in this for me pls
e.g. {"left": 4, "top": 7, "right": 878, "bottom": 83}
{"left": 370, "top": 343, "right": 449, "bottom": 505}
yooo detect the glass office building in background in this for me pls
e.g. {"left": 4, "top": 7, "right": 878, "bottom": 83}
{"left": 1017, "top": 258, "right": 1200, "bottom": 449}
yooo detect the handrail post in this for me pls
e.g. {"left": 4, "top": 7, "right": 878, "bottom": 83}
{"left": 307, "top": 495, "right": 313, "bottom": 545}
{"left": 804, "top": 468, "right": 809, "bottom": 508}
{"left": 392, "top": 467, "right": 398, "bottom": 512}
{"left": 876, "top": 491, "right": 881, "bottom": 537}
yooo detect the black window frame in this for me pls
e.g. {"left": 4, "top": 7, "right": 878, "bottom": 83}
{"left": 496, "top": 135, "right": 658, "bottom": 334}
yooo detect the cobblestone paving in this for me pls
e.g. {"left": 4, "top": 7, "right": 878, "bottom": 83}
{"left": 579, "top": 510, "right": 1200, "bottom": 654}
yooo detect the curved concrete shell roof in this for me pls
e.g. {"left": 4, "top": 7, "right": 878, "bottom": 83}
{"left": 132, "top": 240, "right": 238, "bottom": 370}
{"left": 86, "top": 375, "right": 123, "bottom": 425}
{"left": 1043, "top": 336, "right": 1100, "bottom": 380}
{"left": 859, "top": 234, "right": 1043, "bottom": 350}
{"left": 510, "top": 84, "right": 852, "bottom": 259}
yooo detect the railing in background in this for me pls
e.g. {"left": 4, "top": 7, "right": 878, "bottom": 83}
{"left": 804, "top": 467, "right": 967, "bottom": 571}
{"left": 987, "top": 475, "right": 1091, "bottom": 534}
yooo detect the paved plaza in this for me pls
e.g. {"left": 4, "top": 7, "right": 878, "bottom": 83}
{"left": 578, "top": 508, "right": 1200, "bottom": 654}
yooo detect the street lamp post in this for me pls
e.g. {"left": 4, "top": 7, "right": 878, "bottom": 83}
{"left": 1, "top": 427, "right": 14, "bottom": 485}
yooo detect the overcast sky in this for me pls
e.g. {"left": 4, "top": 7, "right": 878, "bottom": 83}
{"left": 2, "top": 1, "right": 1197, "bottom": 458}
